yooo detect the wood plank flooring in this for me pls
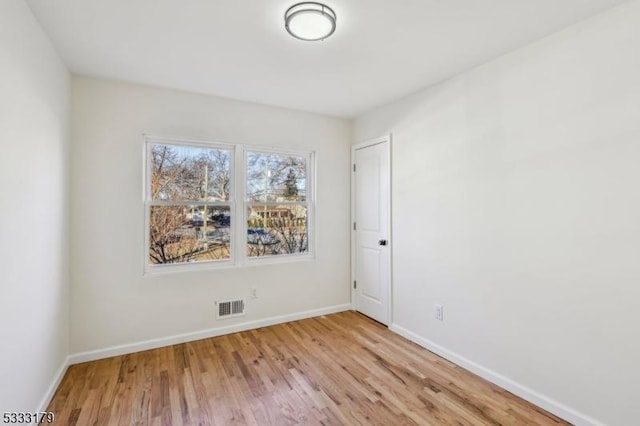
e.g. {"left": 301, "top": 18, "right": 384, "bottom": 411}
{"left": 48, "top": 311, "right": 569, "bottom": 425}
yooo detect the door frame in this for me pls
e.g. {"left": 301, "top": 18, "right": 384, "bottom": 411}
{"left": 351, "top": 134, "right": 392, "bottom": 325}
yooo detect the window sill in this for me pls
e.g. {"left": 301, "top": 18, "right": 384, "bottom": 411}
{"left": 143, "top": 253, "right": 314, "bottom": 276}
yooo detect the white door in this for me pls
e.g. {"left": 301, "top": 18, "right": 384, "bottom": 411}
{"left": 352, "top": 136, "right": 391, "bottom": 325}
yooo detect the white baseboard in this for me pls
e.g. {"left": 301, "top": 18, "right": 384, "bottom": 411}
{"left": 37, "top": 356, "right": 70, "bottom": 414}
{"left": 69, "top": 303, "right": 352, "bottom": 365}
{"left": 389, "top": 324, "right": 604, "bottom": 426}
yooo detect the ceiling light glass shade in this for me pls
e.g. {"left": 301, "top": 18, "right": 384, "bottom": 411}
{"left": 285, "top": 2, "right": 336, "bottom": 41}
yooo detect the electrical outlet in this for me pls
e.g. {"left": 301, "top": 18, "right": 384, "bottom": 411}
{"left": 250, "top": 287, "right": 258, "bottom": 299}
{"left": 435, "top": 304, "right": 444, "bottom": 321}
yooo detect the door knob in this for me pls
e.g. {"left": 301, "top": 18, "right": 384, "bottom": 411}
{"left": 378, "top": 239, "right": 388, "bottom": 246}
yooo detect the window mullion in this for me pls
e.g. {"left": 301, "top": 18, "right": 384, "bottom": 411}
{"left": 234, "top": 145, "right": 246, "bottom": 264}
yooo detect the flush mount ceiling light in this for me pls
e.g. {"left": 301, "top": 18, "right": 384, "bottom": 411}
{"left": 285, "top": 2, "right": 337, "bottom": 41}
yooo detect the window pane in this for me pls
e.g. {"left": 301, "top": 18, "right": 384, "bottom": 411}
{"left": 246, "top": 152, "right": 307, "bottom": 202}
{"left": 149, "top": 205, "right": 231, "bottom": 264}
{"left": 247, "top": 205, "right": 308, "bottom": 257}
{"left": 151, "top": 144, "right": 231, "bottom": 202}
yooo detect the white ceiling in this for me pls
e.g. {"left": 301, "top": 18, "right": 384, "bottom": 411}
{"left": 27, "top": 0, "right": 626, "bottom": 118}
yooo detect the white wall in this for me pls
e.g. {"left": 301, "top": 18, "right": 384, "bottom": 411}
{"left": 69, "top": 76, "right": 351, "bottom": 354}
{"left": 354, "top": 2, "right": 640, "bottom": 425}
{"left": 0, "top": 0, "right": 70, "bottom": 413}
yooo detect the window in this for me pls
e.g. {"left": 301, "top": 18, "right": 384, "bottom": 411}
{"left": 144, "top": 136, "right": 314, "bottom": 272}
{"left": 146, "top": 140, "right": 233, "bottom": 267}
{"left": 246, "top": 151, "right": 310, "bottom": 258}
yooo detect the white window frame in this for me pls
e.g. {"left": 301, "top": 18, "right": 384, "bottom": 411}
{"left": 143, "top": 134, "right": 315, "bottom": 274}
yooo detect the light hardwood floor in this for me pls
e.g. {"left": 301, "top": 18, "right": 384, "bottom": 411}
{"left": 48, "top": 311, "right": 569, "bottom": 425}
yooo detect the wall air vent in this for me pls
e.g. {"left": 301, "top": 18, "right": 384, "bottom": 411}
{"left": 216, "top": 299, "right": 245, "bottom": 319}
